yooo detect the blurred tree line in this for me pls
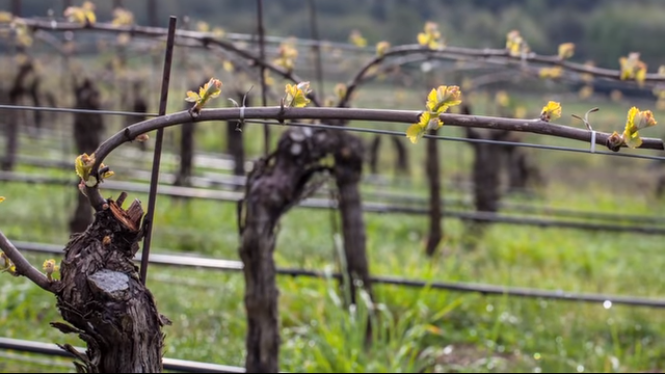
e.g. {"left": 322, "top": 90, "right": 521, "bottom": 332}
{"left": 9, "top": 0, "right": 665, "bottom": 70}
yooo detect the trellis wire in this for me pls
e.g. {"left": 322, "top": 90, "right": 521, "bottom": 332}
{"left": 0, "top": 337, "right": 246, "bottom": 373}
{"left": 13, "top": 241, "right": 665, "bottom": 309}
{"left": 1, "top": 104, "right": 665, "bottom": 162}
{"left": 2, "top": 172, "right": 664, "bottom": 236}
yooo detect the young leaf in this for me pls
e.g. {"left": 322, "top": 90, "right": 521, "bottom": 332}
{"left": 622, "top": 106, "right": 657, "bottom": 149}
{"left": 112, "top": 8, "right": 134, "bottom": 26}
{"left": 285, "top": 82, "right": 312, "bottom": 108}
{"left": 426, "top": 85, "right": 462, "bottom": 113}
{"left": 185, "top": 91, "right": 200, "bottom": 103}
{"left": 539, "top": 67, "right": 563, "bottom": 79}
{"left": 64, "top": 1, "right": 96, "bottom": 25}
{"left": 417, "top": 22, "right": 443, "bottom": 49}
{"left": 540, "top": 101, "right": 562, "bottom": 122}
{"left": 558, "top": 43, "right": 575, "bottom": 59}
{"left": 376, "top": 41, "right": 390, "bottom": 57}
{"left": 349, "top": 30, "right": 367, "bottom": 48}
{"left": 334, "top": 83, "right": 347, "bottom": 101}
{"left": 0, "top": 196, "right": 4, "bottom": 203}
{"left": 619, "top": 52, "right": 647, "bottom": 87}
{"left": 186, "top": 78, "right": 223, "bottom": 113}
{"left": 406, "top": 123, "right": 426, "bottom": 144}
{"left": 506, "top": 30, "right": 529, "bottom": 57}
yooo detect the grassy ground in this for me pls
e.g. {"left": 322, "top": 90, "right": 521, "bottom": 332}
{"left": 2, "top": 68, "right": 665, "bottom": 373}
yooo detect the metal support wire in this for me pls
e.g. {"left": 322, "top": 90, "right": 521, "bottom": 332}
{"left": 2, "top": 172, "right": 665, "bottom": 235}
{"left": 0, "top": 337, "right": 246, "bottom": 373}
{"left": 13, "top": 241, "right": 665, "bottom": 309}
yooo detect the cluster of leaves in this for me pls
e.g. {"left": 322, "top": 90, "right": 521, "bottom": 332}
{"left": 376, "top": 41, "right": 391, "bottom": 57}
{"left": 349, "top": 30, "right": 367, "bottom": 48}
{"left": 74, "top": 153, "right": 114, "bottom": 193}
{"left": 506, "top": 30, "right": 529, "bottom": 57}
{"left": 196, "top": 21, "right": 225, "bottom": 38}
{"left": 64, "top": 1, "right": 96, "bottom": 25}
{"left": 273, "top": 41, "right": 298, "bottom": 73}
{"left": 406, "top": 85, "right": 462, "bottom": 144}
{"left": 417, "top": 22, "right": 443, "bottom": 50}
{"left": 0, "top": 12, "right": 33, "bottom": 47}
{"left": 284, "top": 82, "right": 312, "bottom": 108}
{"left": 185, "top": 77, "right": 223, "bottom": 114}
{"left": 619, "top": 52, "right": 647, "bottom": 87}
{"left": 609, "top": 107, "right": 658, "bottom": 149}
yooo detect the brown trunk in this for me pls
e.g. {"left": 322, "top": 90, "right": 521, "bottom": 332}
{"left": 391, "top": 136, "right": 409, "bottom": 176}
{"left": 465, "top": 128, "right": 503, "bottom": 240}
{"left": 239, "top": 126, "right": 340, "bottom": 372}
{"left": 69, "top": 79, "right": 104, "bottom": 234}
{"left": 126, "top": 82, "right": 148, "bottom": 152}
{"left": 425, "top": 128, "right": 442, "bottom": 256}
{"left": 368, "top": 135, "right": 381, "bottom": 175}
{"left": 54, "top": 194, "right": 169, "bottom": 373}
{"left": 174, "top": 122, "right": 194, "bottom": 187}
{"left": 227, "top": 91, "right": 247, "bottom": 178}
{"left": 147, "top": 0, "right": 157, "bottom": 27}
{"left": 28, "top": 77, "right": 42, "bottom": 132}
{"left": 334, "top": 134, "right": 373, "bottom": 344}
{"left": 3, "top": 60, "right": 33, "bottom": 171}
{"left": 334, "top": 134, "right": 372, "bottom": 302}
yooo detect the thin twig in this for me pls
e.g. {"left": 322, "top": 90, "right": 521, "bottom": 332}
{"left": 0, "top": 230, "right": 54, "bottom": 293}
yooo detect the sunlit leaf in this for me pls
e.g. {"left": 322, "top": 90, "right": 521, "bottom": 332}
{"left": 285, "top": 82, "right": 312, "bottom": 108}
{"left": 349, "top": 30, "right": 367, "bottom": 48}
{"left": 540, "top": 101, "right": 562, "bottom": 122}
{"left": 376, "top": 41, "right": 390, "bottom": 57}
{"left": 112, "top": 8, "right": 134, "bottom": 26}
{"left": 417, "top": 21, "right": 443, "bottom": 49}
{"left": 558, "top": 43, "right": 575, "bottom": 59}
{"left": 185, "top": 91, "right": 200, "bottom": 102}
{"left": 406, "top": 123, "right": 426, "bottom": 144}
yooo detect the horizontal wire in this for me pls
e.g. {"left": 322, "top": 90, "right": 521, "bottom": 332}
{"left": 2, "top": 103, "right": 665, "bottom": 162}
{"left": 14, "top": 241, "right": 665, "bottom": 309}
{"left": 0, "top": 104, "right": 161, "bottom": 117}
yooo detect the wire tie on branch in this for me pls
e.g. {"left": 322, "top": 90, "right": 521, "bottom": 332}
{"left": 590, "top": 130, "right": 597, "bottom": 153}
{"left": 572, "top": 107, "right": 600, "bottom": 153}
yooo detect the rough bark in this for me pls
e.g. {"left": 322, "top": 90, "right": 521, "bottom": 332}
{"left": 238, "top": 125, "right": 340, "bottom": 372}
{"left": 69, "top": 78, "right": 104, "bottom": 234}
{"left": 54, "top": 193, "right": 170, "bottom": 373}
{"left": 425, "top": 128, "right": 443, "bottom": 257}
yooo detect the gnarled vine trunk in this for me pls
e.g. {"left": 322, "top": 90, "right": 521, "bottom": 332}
{"left": 54, "top": 193, "right": 169, "bottom": 373}
{"left": 239, "top": 125, "right": 370, "bottom": 371}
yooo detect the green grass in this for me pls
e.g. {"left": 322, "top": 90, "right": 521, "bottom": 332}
{"left": 3, "top": 74, "right": 665, "bottom": 372}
